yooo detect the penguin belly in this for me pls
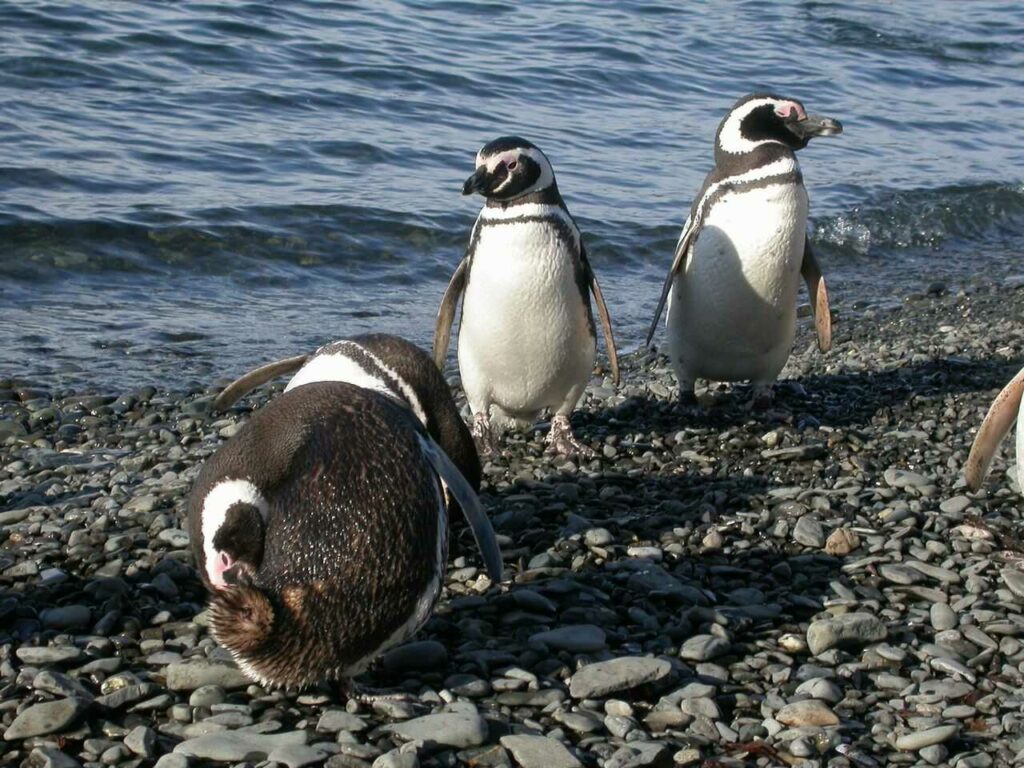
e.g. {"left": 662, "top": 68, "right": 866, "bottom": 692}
{"left": 667, "top": 183, "right": 808, "bottom": 384}
{"left": 459, "top": 222, "right": 595, "bottom": 421}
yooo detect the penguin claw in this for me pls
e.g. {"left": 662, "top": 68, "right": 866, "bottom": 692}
{"left": 335, "top": 679, "right": 418, "bottom": 705}
{"left": 546, "top": 415, "right": 594, "bottom": 459}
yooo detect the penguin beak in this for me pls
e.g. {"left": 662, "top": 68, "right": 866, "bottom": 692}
{"left": 787, "top": 114, "right": 843, "bottom": 140}
{"left": 462, "top": 167, "right": 491, "bottom": 196}
{"left": 462, "top": 163, "right": 510, "bottom": 196}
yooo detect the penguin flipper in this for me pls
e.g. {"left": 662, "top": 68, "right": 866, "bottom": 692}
{"left": 645, "top": 219, "right": 697, "bottom": 347}
{"left": 214, "top": 355, "right": 310, "bottom": 411}
{"left": 433, "top": 258, "right": 468, "bottom": 371}
{"left": 580, "top": 244, "right": 620, "bottom": 386}
{"left": 417, "top": 434, "right": 503, "bottom": 583}
{"left": 801, "top": 240, "right": 832, "bottom": 353}
{"left": 965, "top": 366, "right": 1024, "bottom": 491}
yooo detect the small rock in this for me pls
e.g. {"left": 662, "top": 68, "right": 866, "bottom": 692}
{"left": 499, "top": 735, "right": 582, "bottom": 768}
{"left": 568, "top": 656, "right": 672, "bottom": 699}
{"left": 3, "top": 698, "right": 86, "bottom": 740}
{"left": 793, "top": 516, "right": 825, "bottom": 548}
{"left": 27, "top": 747, "right": 82, "bottom": 768}
{"left": 893, "top": 724, "right": 959, "bottom": 751}
{"left": 174, "top": 730, "right": 309, "bottom": 761}
{"left": 824, "top": 527, "right": 860, "bottom": 555}
{"left": 166, "top": 661, "right": 252, "bottom": 691}
{"left": 679, "top": 634, "right": 730, "bottom": 662}
{"left": 385, "top": 710, "right": 488, "bottom": 749}
{"left": 930, "top": 603, "right": 957, "bottom": 631}
{"left": 806, "top": 613, "right": 887, "bottom": 656}
{"left": 776, "top": 699, "right": 839, "bottom": 727}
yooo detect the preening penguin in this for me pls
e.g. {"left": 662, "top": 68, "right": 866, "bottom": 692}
{"left": 433, "top": 136, "right": 619, "bottom": 457}
{"left": 965, "top": 366, "right": 1024, "bottom": 494}
{"left": 188, "top": 382, "right": 502, "bottom": 689}
{"left": 646, "top": 93, "right": 841, "bottom": 408}
{"left": 213, "top": 333, "right": 480, "bottom": 496}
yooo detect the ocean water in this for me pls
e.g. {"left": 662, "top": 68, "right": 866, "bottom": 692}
{"left": 2, "top": 1, "right": 1023, "bottom": 392}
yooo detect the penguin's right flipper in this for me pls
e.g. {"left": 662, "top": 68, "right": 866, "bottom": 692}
{"left": 433, "top": 257, "right": 468, "bottom": 370}
{"left": 417, "top": 434, "right": 503, "bottom": 583}
{"left": 801, "top": 240, "right": 832, "bottom": 353}
{"left": 965, "top": 366, "right": 1024, "bottom": 491}
{"left": 214, "top": 354, "right": 310, "bottom": 411}
{"left": 645, "top": 216, "right": 698, "bottom": 347}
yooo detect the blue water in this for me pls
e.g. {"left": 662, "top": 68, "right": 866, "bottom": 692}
{"left": 2, "top": 1, "right": 1023, "bottom": 392}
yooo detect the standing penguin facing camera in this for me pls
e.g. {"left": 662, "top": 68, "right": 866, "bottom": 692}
{"left": 434, "top": 136, "right": 619, "bottom": 458}
{"left": 190, "top": 337, "right": 501, "bottom": 690}
{"left": 646, "top": 93, "right": 841, "bottom": 408}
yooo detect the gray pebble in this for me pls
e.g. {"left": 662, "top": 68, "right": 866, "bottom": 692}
{"left": 499, "top": 735, "right": 582, "bottom": 768}
{"left": 568, "top": 656, "right": 672, "bottom": 699}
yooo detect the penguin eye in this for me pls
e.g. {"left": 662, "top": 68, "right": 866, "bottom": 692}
{"left": 506, "top": 159, "right": 518, "bottom": 170}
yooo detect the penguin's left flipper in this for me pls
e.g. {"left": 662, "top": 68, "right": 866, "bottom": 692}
{"left": 580, "top": 244, "right": 620, "bottom": 386}
{"left": 645, "top": 215, "right": 699, "bottom": 347}
{"left": 214, "top": 354, "right": 310, "bottom": 411}
{"left": 965, "top": 366, "right": 1024, "bottom": 491}
{"left": 801, "top": 240, "right": 832, "bottom": 353}
{"left": 417, "top": 434, "right": 504, "bottom": 583}
{"left": 433, "top": 257, "right": 468, "bottom": 371}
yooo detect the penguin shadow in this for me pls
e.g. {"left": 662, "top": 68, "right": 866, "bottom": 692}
{"left": 577, "top": 352, "right": 1024, "bottom": 440}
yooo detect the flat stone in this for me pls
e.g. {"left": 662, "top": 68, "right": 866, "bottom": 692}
{"left": 879, "top": 563, "right": 922, "bottom": 585}
{"left": 884, "top": 469, "right": 930, "bottom": 488}
{"left": 166, "top": 661, "right": 252, "bottom": 691}
{"left": 794, "top": 677, "right": 843, "bottom": 703}
{"left": 893, "top": 724, "right": 959, "bottom": 751}
{"left": 568, "top": 656, "right": 672, "bottom": 699}
{"left": 380, "top": 640, "right": 447, "bottom": 674}
{"left": 4, "top": 698, "right": 86, "bottom": 740}
{"left": 124, "top": 725, "right": 156, "bottom": 757}
{"left": 529, "top": 624, "right": 607, "bottom": 653}
{"left": 317, "top": 710, "right": 368, "bottom": 733}
{"left": 940, "top": 496, "right": 971, "bottom": 515}
{"left": 268, "top": 743, "right": 336, "bottom": 768}
{"left": 15, "top": 647, "right": 86, "bottom": 665}
{"left": 1001, "top": 569, "right": 1024, "bottom": 599}
{"left": 679, "top": 634, "right": 730, "bottom": 662}
{"left": 371, "top": 750, "right": 419, "bottom": 768}
{"left": 499, "top": 735, "right": 582, "bottom": 768}
{"left": 154, "top": 753, "right": 191, "bottom": 768}
{"left": 806, "top": 613, "right": 887, "bottom": 656}
{"left": 776, "top": 699, "right": 839, "bottom": 727}
{"left": 174, "top": 730, "right": 309, "bottom": 761}
{"left": 604, "top": 742, "right": 670, "bottom": 768}
{"left": 793, "top": 516, "right": 825, "bottom": 548}
{"left": 385, "top": 711, "right": 488, "bottom": 750}
{"left": 27, "top": 747, "right": 83, "bottom": 768}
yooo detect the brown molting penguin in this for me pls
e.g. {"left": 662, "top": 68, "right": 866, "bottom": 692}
{"left": 213, "top": 333, "right": 480, "bottom": 495}
{"left": 189, "top": 339, "right": 501, "bottom": 689}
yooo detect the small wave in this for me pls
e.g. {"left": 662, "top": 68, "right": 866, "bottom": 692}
{"left": 813, "top": 182, "right": 1024, "bottom": 256}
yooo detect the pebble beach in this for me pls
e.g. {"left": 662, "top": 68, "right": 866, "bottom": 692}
{"left": 2, "top": 278, "right": 1024, "bottom": 768}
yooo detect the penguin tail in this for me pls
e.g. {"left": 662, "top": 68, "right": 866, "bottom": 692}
{"left": 209, "top": 584, "right": 276, "bottom": 657}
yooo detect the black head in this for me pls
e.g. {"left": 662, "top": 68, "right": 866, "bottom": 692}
{"left": 715, "top": 93, "right": 842, "bottom": 160}
{"left": 462, "top": 136, "right": 556, "bottom": 201}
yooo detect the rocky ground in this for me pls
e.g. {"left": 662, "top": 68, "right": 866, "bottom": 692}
{"left": 2, "top": 278, "right": 1024, "bottom": 768}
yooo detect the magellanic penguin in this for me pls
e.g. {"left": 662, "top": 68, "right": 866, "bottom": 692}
{"left": 965, "top": 366, "right": 1024, "bottom": 494}
{"left": 190, "top": 342, "right": 501, "bottom": 689}
{"left": 212, "top": 333, "right": 480, "bottom": 496}
{"left": 646, "top": 93, "right": 842, "bottom": 408}
{"left": 433, "top": 136, "right": 620, "bottom": 457}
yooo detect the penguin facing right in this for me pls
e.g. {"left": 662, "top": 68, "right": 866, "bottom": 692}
{"left": 646, "top": 93, "right": 841, "bottom": 408}
{"left": 965, "top": 366, "right": 1024, "bottom": 494}
{"left": 189, "top": 380, "right": 502, "bottom": 689}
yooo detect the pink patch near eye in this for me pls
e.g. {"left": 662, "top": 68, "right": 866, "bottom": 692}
{"left": 775, "top": 102, "right": 807, "bottom": 120}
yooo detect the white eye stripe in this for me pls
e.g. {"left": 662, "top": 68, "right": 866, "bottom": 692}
{"left": 718, "top": 97, "right": 790, "bottom": 155}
